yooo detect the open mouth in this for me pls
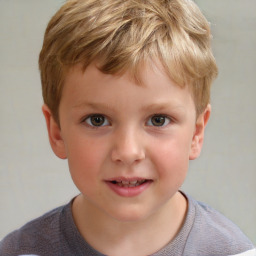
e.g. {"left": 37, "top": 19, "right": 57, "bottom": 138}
{"left": 110, "top": 179, "right": 148, "bottom": 188}
{"left": 106, "top": 178, "right": 153, "bottom": 197}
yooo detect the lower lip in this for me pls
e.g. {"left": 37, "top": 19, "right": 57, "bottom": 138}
{"left": 106, "top": 181, "right": 152, "bottom": 197}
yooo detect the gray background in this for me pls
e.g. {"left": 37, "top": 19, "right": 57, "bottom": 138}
{"left": 0, "top": 0, "right": 255, "bottom": 244}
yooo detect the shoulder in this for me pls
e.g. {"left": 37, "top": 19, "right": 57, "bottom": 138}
{"left": 0, "top": 203, "right": 68, "bottom": 256}
{"left": 184, "top": 194, "right": 256, "bottom": 256}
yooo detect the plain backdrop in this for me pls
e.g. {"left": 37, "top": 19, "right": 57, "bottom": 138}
{"left": 0, "top": 0, "right": 255, "bottom": 244}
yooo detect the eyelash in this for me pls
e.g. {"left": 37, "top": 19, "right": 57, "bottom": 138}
{"left": 82, "top": 114, "right": 172, "bottom": 128}
{"left": 147, "top": 115, "right": 171, "bottom": 127}
{"left": 83, "top": 114, "right": 110, "bottom": 128}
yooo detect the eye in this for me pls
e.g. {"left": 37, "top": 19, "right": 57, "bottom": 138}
{"left": 85, "top": 114, "right": 110, "bottom": 127}
{"left": 147, "top": 115, "right": 171, "bottom": 127}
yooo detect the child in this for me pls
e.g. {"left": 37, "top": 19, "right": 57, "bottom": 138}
{"left": 0, "top": 0, "right": 255, "bottom": 255}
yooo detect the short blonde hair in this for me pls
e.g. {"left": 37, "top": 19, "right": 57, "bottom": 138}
{"left": 39, "top": 0, "right": 218, "bottom": 122}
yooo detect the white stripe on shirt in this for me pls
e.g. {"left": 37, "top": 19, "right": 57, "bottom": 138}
{"left": 229, "top": 248, "right": 256, "bottom": 256}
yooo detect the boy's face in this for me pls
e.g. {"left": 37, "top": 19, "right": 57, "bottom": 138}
{"left": 43, "top": 62, "right": 209, "bottom": 222}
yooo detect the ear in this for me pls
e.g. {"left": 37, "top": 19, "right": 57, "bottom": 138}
{"left": 189, "top": 104, "right": 211, "bottom": 160}
{"left": 42, "top": 104, "right": 67, "bottom": 159}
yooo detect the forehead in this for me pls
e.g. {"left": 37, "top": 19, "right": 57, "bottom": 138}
{"left": 60, "top": 62, "right": 196, "bottom": 116}
{"left": 65, "top": 60, "right": 189, "bottom": 90}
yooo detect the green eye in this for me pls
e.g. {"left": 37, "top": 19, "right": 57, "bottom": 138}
{"left": 85, "top": 115, "right": 109, "bottom": 127}
{"left": 147, "top": 115, "right": 170, "bottom": 127}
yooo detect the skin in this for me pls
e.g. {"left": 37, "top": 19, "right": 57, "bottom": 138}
{"left": 42, "top": 62, "right": 210, "bottom": 255}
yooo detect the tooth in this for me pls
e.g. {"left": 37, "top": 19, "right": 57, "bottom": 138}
{"left": 114, "top": 179, "right": 147, "bottom": 187}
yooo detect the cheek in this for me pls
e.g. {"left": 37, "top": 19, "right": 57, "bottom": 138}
{"left": 153, "top": 145, "right": 189, "bottom": 198}
{"left": 65, "top": 138, "right": 108, "bottom": 190}
{"left": 152, "top": 134, "right": 192, "bottom": 180}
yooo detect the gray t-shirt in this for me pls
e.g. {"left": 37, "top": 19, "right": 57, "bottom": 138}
{"left": 0, "top": 193, "right": 255, "bottom": 256}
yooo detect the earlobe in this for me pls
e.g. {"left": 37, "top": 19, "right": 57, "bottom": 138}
{"left": 42, "top": 104, "right": 67, "bottom": 159}
{"left": 189, "top": 104, "right": 211, "bottom": 160}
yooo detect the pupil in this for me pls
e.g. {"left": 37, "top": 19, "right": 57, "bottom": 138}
{"left": 92, "top": 116, "right": 104, "bottom": 126}
{"left": 152, "top": 116, "right": 165, "bottom": 126}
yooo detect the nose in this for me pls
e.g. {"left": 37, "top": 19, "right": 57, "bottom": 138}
{"left": 111, "top": 128, "right": 145, "bottom": 165}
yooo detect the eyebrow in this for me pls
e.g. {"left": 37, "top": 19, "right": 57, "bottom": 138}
{"left": 72, "top": 102, "right": 116, "bottom": 111}
{"left": 141, "top": 102, "right": 186, "bottom": 112}
{"left": 73, "top": 101, "right": 185, "bottom": 113}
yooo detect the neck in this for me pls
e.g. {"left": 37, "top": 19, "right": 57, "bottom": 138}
{"left": 72, "top": 192, "right": 187, "bottom": 256}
